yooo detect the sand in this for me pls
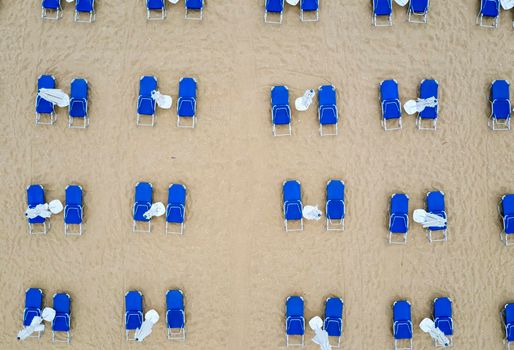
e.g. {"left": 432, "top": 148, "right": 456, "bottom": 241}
{"left": 1, "top": 0, "right": 514, "bottom": 349}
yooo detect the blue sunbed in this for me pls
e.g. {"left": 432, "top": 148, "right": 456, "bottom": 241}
{"left": 137, "top": 76, "right": 158, "bottom": 126}
{"left": 146, "top": 0, "right": 166, "bottom": 20}
{"left": 68, "top": 78, "right": 89, "bottom": 128}
{"left": 271, "top": 85, "right": 292, "bottom": 136}
{"left": 41, "top": 0, "right": 62, "bottom": 19}
{"left": 64, "top": 185, "right": 83, "bottom": 236}
{"left": 433, "top": 297, "right": 453, "bottom": 346}
{"left": 265, "top": 0, "right": 285, "bottom": 24}
{"left": 75, "top": 0, "right": 95, "bottom": 22}
{"left": 177, "top": 77, "right": 197, "bottom": 128}
{"left": 502, "top": 303, "right": 514, "bottom": 350}
{"left": 300, "top": 0, "right": 319, "bottom": 22}
{"left": 185, "top": 0, "right": 204, "bottom": 20}
{"left": 35, "top": 75, "right": 56, "bottom": 125}
{"left": 380, "top": 80, "right": 402, "bottom": 130}
{"left": 125, "top": 291, "right": 143, "bottom": 341}
{"left": 477, "top": 0, "right": 500, "bottom": 28}
{"left": 389, "top": 193, "right": 409, "bottom": 244}
{"left": 52, "top": 293, "right": 71, "bottom": 343}
{"left": 393, "top": 300, "right": 413, "bottom": 350}
{"left": 408, "top": 0, "right": 429, "bottom": 23}
{"left": 22, "top": 288, "right": 43, "bottom": 339}
{"left": 324, "top": 297, "right": 343, "bottom": 347}
{"left": 133, "top": 182, "right": 153, "bottom": 233}
{"left": 490, "top": 80, "right": 511, "bottom": 130}
{"left": 166, "top": 184, "right": 187, "bottom": 235}
{"left": 26, "top": 184, "right": 48, "bottom": 235}
{"left": 318, "top": 85, "right": 339, "bottom": 136}
{"left": 417, "top": 79, "right": 439, "bottom": 130}
{"left": 372, "top": 0, "right": 393, "bottom": 26}
{"left": 286, "top": 296, "right": 305, "bottom": 347}
{"left": 326, "top": 179, "right": 345, "bottom": 231}
{"left": 166, "top": 290, "right": 186, "bottom": 340}
{"left": 426, "top": 191, "right": 447, "bottom": 242}
{"left": 283, "top": 180, "right": 303, "bottom": 232}
{"left": 500, "top": 194, "right": 514, "bottom": 246}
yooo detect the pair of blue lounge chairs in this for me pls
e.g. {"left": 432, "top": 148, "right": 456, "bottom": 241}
{"left": 393, "top": 298, "right": 453, "bottom": 350}
{"left": 283, "top": 179, "right": 345, "bottom": 232}
{"left": 489, "top": 80, "right": 511, "bottom": 131}
{"left": 26, "top": 184, "right": 84, "bottom": 236}
{"left": 41, "top": 0, "right": 95, "bottom": 22}
{"left": 265, "top": 0, "right": 319, "bottom": 24}
{"left": 285, "top": 296, "right": 343, "bottom": 347}
{"left": 502, "top": 304, "right": 514, "bottom": 349}
{"left": 146, "top": 0, "right": 204, "bottom": 20}
{"left": 380, "top": 79, "right": 439, "bottom": 131}
{"left": 22, "top": 288, "right": 71, "bottom": 343}
{"left": 372, "top": 0, "right": 430, "bottom": 26}
{"left": 388, "top": 191, "right": 447, "bottom": 244}
{"left": 36, "top": 75, "right": 89, "bottom": 128}
{"left": 271, "top": 85, "right": 339, "bottom": 136}
{"left": 499, "top": 194, "right": 514, "bottom": 246}
{"left": 477, "top": 0, "right": 501, "bottom": 28}
{"left": 137, "top": 76, "right": 197, "bottom": 127}
{"left": 125, "top": 290, "right": 186, "bottom": 341}
{"left": 133, "top": 182, "right": 187, "bottom": 234}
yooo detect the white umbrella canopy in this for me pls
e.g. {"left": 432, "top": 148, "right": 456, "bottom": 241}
{"left": 419, "top": 318, "right": 450, "bottom": 347}
{"left": 24, "top": 200, "right": 63, "bottom": 219}
{"left": 303, "top": 205, "right": 322, "bottom": 221}
{"left": 151, "top": 91, "right": 173, "bottom": 109}
{"left": 286, "top": 0, "right": 300, "bottom": 5}
{"left": 404, "top": 97, "right": 438, "bottom": 115}
{"left": 143, "top": 202, "right": 166, "bottom": 220}
{"left": 295, "top": 89, "right": 315, "bottom": 112}
{"left": 135, "top": 310, "right": 160, "bottom": 342}
{"left": 413, "top": 209, "right": 447, "bottom": 228}
{"left": 17, "top": 308, "right": 56, "bottom": 341}
{"left": 501, "top": 0, "right": 514, "bottom": 10}
{"left": 38, "top": 89, "right": 70, "bottom": 108}
{"left": 309, "top": 316, "right": 331, "bottom": 350}
{"left": 394, "top": 0, "right": 409, "bottom": 6}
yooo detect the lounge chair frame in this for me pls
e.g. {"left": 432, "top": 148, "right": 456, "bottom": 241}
{"left": 388, "top": 212, "right": 408, "bottom": 245}
{"left": 52, "top": 328, "right": 71, "bottom": 343}
{"left": 476, "top": 0, "right": 499, "bottom": 29}
{"left": 501, "top": 306, "right": 514, "bottom": 350}
{"left": 394, "top": 338, "right": 413, "bottom": 350}
{"left": 300, "top": 1, "right": 319, "bottom": 22}
{"left": 28, "top": 222, "right": 49, "bottom": 235}
{"left": 65, "top": 223, "right": 82, "bottom": 236}
{"left": 489, "top": 80, "right": 511, "bottom": 131}
{"left": 125, "top": 291, "right": 143, "bottom": 341}
{"left": 427, "top": 219, "right": 447, "bottom": 243}
{"left": 285, "top": 319, "right": 305, "bottom": 347}
{"left": 407, "top": 0, "right": 429, "bottom": 24}
{"left": 273, "top": 119, "right": 292, "bottom": 136}
{"left": 372, "top": 0, "right": 392, "bottom": 27}
{"left": 166, "top": 205, "right": 185, "bottom": 235}
{"left": 264, "top": 0, "right": 284, "bottom": 24}
{"left": 74, "top": 1, "right": 96, "bottom": 23}
{"left": 324, "top": 297, "right": 343, "bottom": 347}
{"left": 381, "top": 103, "right": 402, "bottom": 131}
{"left": 326, "top": 217, "right": 344, "bottom": 231}
{"left": 133, "top": 219, "right": 151, "bottom": 233}
{"left": 166, "top": 311, "right": 186, "bottom": 340}
{"left": 499, "top": 197, "right": 514, "bottom": 246}
{"left": 147, "top": 1, "right": 167, "bottom": 20}
{"left": 68, "top": 113, "right": 89, "bottom": 129}
{"left": 284, "top": 201, "right": 304, "bottom": 232}
{"left": 319, "top": 107, "right": 339, "bottom": 136}
{"left": 416, "top": 115, "right": 437, "bottom": 130}
{"left": 137, "top": 97, "right": 156, "bottom": 127}
{"left": 41, "top": 3, "right": 63, "bottom": 20}
{"left": 35, "top": 111, "right": 56, "bottom": 125}
{"left": 185, "top": 1, "right": 203, "bottom": 20}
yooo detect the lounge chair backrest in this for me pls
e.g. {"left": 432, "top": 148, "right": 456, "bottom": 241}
{"left": 391, "top": 194, "right": 409, "bottom": 215}
{"left": 492, "top": 80, "right": 510, "bottom": 100}
{"left": 71, "top": 79, "right": 88, "bottom": 99}
{"left": 410, "top": 0, "right": 429, "bottom": 12}
{"left": 66, "top": 185, "right": 83, "bottom": 206}
{"left": 434, "top": 297, "right": 452, "bottom": 318}
{"left": 503, "top": 195, "right": 514, "bottom": 216}
{"left": 286, "top": 296, "right": 304, "bottom": 317}
{"left": 325, "top": 297, "right": 343, "bottom": 318}
{"left": 135, "top": 182, "right": 152, "bottom": 203}
{"left": 166, "top": 290, "right": 184, "bottom": 310}
{"left": 53, "top": 293, "right": 71, "bottom": 314}
{"left": 481, "top": 0, "right": 499, "bottom": 15}
{"left": 427, "top": 191, "right": 445, "bottom": 212}
{"left": 140, "top": 76, "right": 157, "bottom": 96}
{"left": 266, "top": 0, "right": 285, "bottom": 12}
{"left": 76, "top": 0, "right": 94, "bottom": 11}
{"left": 168, "top": 184, "right": 186, "bottom": 205}
{"left": 381, "top": 80, "right": 399, "bottom": 101}
{"left": 38, "top": 75, "right": 56, "bottom": 90}
{"left": 505, "top": 304, "right": 514, "bottom": 324}
{"left": 25, "top": 288, "right": 43, "bottom": 309}
{"left": 319, "top": 85, "right": 336, "bottom": 106}
{"left": 272, "top": 86, "right": 289, "bottom": 106}
{"left": 301, "top": 0, "right": 319, "bottom": 11}
{"left": 179, "top": 78, "right": 197, "bottom": 99}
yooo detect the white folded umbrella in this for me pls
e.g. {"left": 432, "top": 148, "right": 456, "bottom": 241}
{"left": 501, "top": 0, "right": 514, "bottom": 10}
{"left": 295, "top": 89, "right": 315, "bottom": 112}
{"left": 38, "top": 89, "right": 70, "bottom": 108}
{"left": 151, "top": 91, "right": 173, "bottom": 109}
{"left": 286, "top": 0, "right": 300, "bottom": 5}
{"left": 135, "top": 310, "right": 159, "bottom": 342}
{"left": 24, "top": 200, "right": 63, "bottom": 219}
{"left": 143, "top": 202, "right": 165, "bottom": 220}
{"left": 308, "top": 316, "right": 331, "bottom": 350}
{"left": 17, "top": 308, "right": 55, "bottom": 341}
{"left": 413, "top": 209, "right": 446, "bottom": 228}
{"left": 303, "top": 205, "right": 322, "bottom": 221}
{"left": 404, "top": 97, "right": 438, "bottom": 115}
{"left": 168, "top": 0, "right": 179, "bottom": 3}
{"left": 394, "top": 0, "right": 408, "bottom": 6}
{"left": 419, "top": 318, "right": 450, "bottom": 347}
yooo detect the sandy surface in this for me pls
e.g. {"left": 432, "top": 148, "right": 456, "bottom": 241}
{"left": 1, "top": 0, "right": 514, "bottom": 349}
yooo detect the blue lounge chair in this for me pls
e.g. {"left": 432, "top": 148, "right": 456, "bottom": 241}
{"left": 283, "top": 180, "right": 303, "bottom": 232}
{"left": 133, "top": 182, "right": 153, "bottom": 233}
{"left": 35, "top": 75, "right": 56, "bottom": 125}
{"left": 433, "top": 297, "right": 453, "bottom": 347}
{"left": 271, "top": 85, "right": 292, "bottom": 136}
{"left": 372, "top": 0, "right": 393, "bottom": 26}
{"left": 177, "top": 77, "right": 198, "bottom": 128}
{"left": 408, "top": 0, "right": 429, "bottom": 23}
{"left": 75, "top": 0, "right": 95, "bottom": 22}
{"left": 380, "top": 80, "right": 402, "bottom": 130}
{"left": 166, "top": 184, "right": 187, "bottom": 235}
{"left": 166, "top": 290, "right": 186, "bottom": 340}
{"left": 52, "top": 293, "right": 71, "bottom": 343}
{"left": 146, "top": 0, "right": 166, "bottom": 20}
{"left": 286, "top": 296, "right": 305, "bottom": 347}
{"left": 41, "top": 0, "right": 62, "bottom": 20}
{"left": 416, "top": 79, "right": 439, "bottom": 130}
{"left": 22, "top": 288, "right": 43, "bottom": 339}
{"left": 26, "top": 184, "right": 48, "bottom": 235}
{"left": 489, "top": 80, "right": 511, "bottom": 131}
{"left": 326, "top": 179, "right": 345, "bottom": 231}
{"left": 300, "top": 0, "right": 319, "bottom": 22}
{"left": 125, "top": 291, "right": 143, "bottom": 341}
{"left": 318, "top": 85, "right": 339, "bottom": 136}
{"left": 265, "top": 0, "right": 285, "bottom": 24}
{"left": 68, "top": 78, "right": 89, "bottom": 128}
{"left": 64, "top": 185, "right": 83, "bottom": 236}
{"left": 185, "top": 0, "right": 204, "bottom": 20}
{"left": 500, "top": 194, "right": 514, "bottom": 246}
{"left": 324, "top": 297, "right": 343, "bottom": 348}
{"left": 393, "top": 300, "right": 413, "bottom": 350}
{"left": 502, "top": 303, "right": 514, "bottom": 350}
{"left": 426, "top": 191, "right": 447, "bottom": 242}
{"left": 477, "top": 0, "right": 500, "bottom": 28}
{"left": 389, "top": 193, "right": 409, "bottom": 244}
{"left": 137, "top": 76, "right": 158, "bottom": 127}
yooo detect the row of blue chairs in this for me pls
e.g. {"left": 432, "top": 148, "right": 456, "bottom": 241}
{"left": 26, "top": 184, "right": 83, "bottom": 236}
{"left": 265, "top": 0, "right": 319, "bottom": 24}
{"left": 133, "top": 182, "right": 187, "bottom": 234}
{"left": 372, "top": 0, "right": 430, "bottom": 26}
{"left": 137, "top": 76, "right": 197, "bottom": 127}
{"left": 41, "top": 0, "right": 95, "bottom": 22}
{"left": 22, "top": 288, "right": 71, "bottom": 343}
{"left": 145, "top": 0, "right": 204, "bottom": 20}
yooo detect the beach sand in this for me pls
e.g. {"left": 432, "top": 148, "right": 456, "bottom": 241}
{"left": 0, "top": 0, "right": 514, "bottom": 349}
